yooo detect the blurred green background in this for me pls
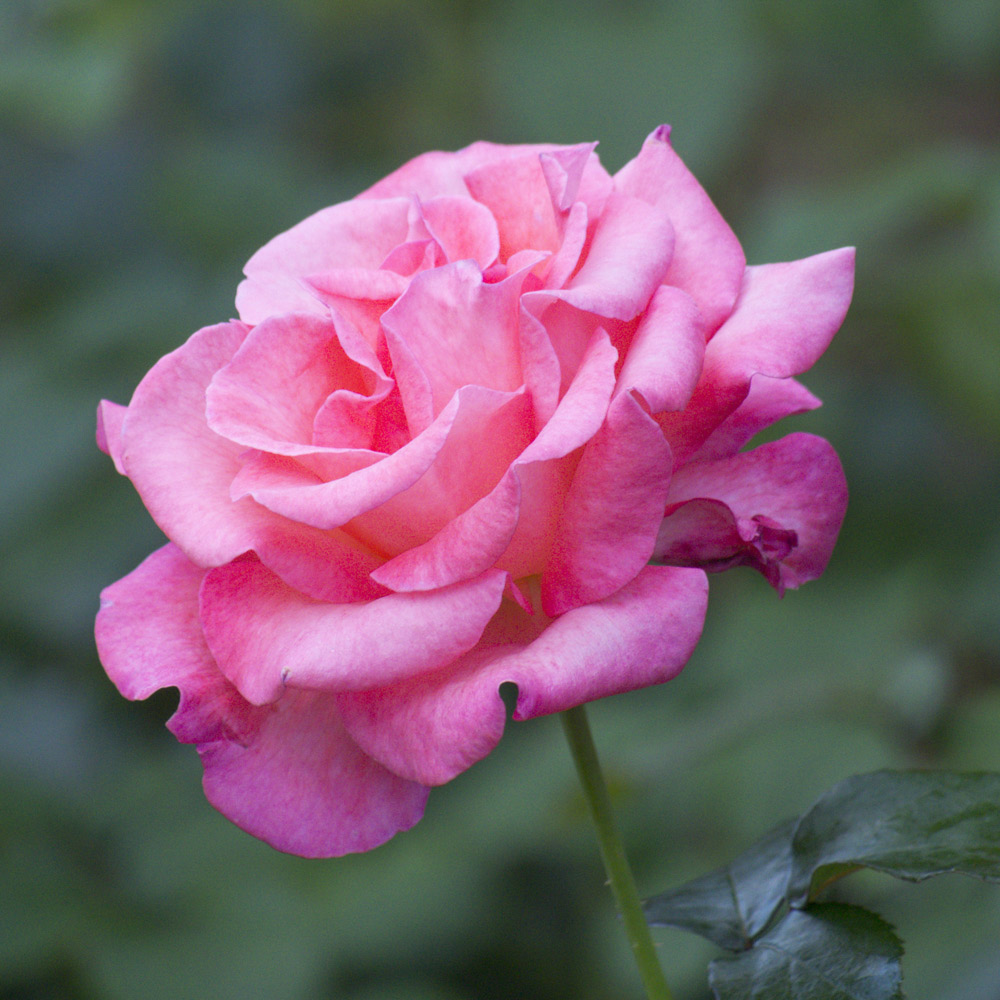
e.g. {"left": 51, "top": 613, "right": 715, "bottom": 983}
{"left": 2, "top": 0, "right": 999, "bottom": 997}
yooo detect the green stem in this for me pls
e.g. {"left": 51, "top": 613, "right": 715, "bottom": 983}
{"left": 561, "top": 704, "right": 673, "bottom": 1000}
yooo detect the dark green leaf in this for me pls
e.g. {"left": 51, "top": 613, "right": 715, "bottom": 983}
{"left": 789, "top": 771, "right": 1000, "bottom": 904}
{"left": 644, "top": 819, "right": 796, "bottom": 950}
{"left": 708, "top": 904, "right": 904, "bottom": 1000}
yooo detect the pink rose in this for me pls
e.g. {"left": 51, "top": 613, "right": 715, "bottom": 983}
{"left": 95, "top": 126, "right": 852, "bottom": 857}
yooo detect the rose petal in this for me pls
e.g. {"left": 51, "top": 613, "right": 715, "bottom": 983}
{"left": 615, "top": 284, "right": 705, "bottom": 414}
{"left": 655, "top": 432, "right": 848, "bottom": 590}
{"left": 542, "top": 390, "right": 673, "bottom": 616}
{"left": 206, "top": 312, "right": 377, "bottom": 454}
{"left": 96, "top": 399, "right": 127, "bottom": 474}
{"left": 615, "top": 124, "right": 746, "bottom": 336}
{"left": 381, "top": 260, "right": 528, "bottom": 424}
{"left": 96, "top": 544, "right": 427, "bottom": 858}
{"left": 692, "top": 375, "right": 822, "bottom": 462}
{"left": 658, "top": 247, "right": 856, "bottom": 463}
{"left": 120, "top": 320, "right": 283, "bottom": 567}
{"left": 235, "top": 198, "right": 412, "bottom": 323}
{"left": 199, "top": 557, "right": 508, "bottom": 704}
{"left": 199, "top": 689, "right": 429, "bottom": 858}
{"left": 539, "top": 190, "right": 676, "bottom": 322}
{"left": 418, "top": 195, "right": 501, "bottom": 270}
{"left": 337, "top": 565, "right": 708, "bottom": 785}
{"left": 372, "top": 328, "right": 619, "bottom": 590}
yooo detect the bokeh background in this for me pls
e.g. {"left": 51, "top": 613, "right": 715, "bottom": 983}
{"left": 2, "top": 1, "right": 999, "bottom": 997}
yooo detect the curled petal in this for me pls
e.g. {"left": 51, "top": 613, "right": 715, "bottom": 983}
{"left": 658, "top": 247, "right": 855, "bottom": 463}
{"left": 382, "top": 261, "right": 528, "bottom": 424}
{"left": 120, "top": 320, "right": 284, "bottom": 567}
{"left": 337, "top": 565, "right": 709, "bottom": 786}
{"left": 655, "top": 432, "right": 848, "bottom": 591}
{"left": 236, "top": 198, "right": 411, "bottom": 323}
{"left": 615, "top": 124, "right": 746, "bottom": 336}
{"left": 615, "top": 284, "right": 705, "bottom": 414}
{"left": 200, "top": 557, "right": 508, "bottom": 704}
{"left": 96, "top": 399, "right": 127, "bottom": 474}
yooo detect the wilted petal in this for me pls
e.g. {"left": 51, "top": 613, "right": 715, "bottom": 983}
{"left": 656, "top": 433, "right": 848, "bottom": 590}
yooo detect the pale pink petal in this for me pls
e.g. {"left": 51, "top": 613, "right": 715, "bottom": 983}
{"left": 658, "top": 247, "right": 856, "bottom": 463}
{"left": 205, "top": 312, "right": 373, "bottom": 454}
{"left": 419, "top": 195, "right": 501, "bottom": 269}
{"left": 543, "top": 190, "right": 676, "bottom": 321}
{"left": 381, "top": 261, "right": 527, "bottom": 421}
{"left": 615, "top": 284, "right": 705, "bottom": 414}
{"left": 614, "top": 125, "right": 746, "bottom": 335}
{"left": 542, "top": 391, "right": 673, "bottom": 616}
{"left": 337, "top": 565, "right": 709, "bottom": 785}
{"left": 359, "top": 141, "right": 567, "bottom": 200}
{"left": 540, "top": 143, "right": 599, "bottom": 213}
{"left": 96, "top": 399, "right": 127, "bottom": 474}
{"left": 692, "top": 375, "right": 822, "bottom": 462}
{"left": 235, "top": 198, "right": 412, "bottom": 323}
{"left": 655, "top": 432, "right": 848, "bottom": 590}
{"left": 199, "top": 557, "right": 508, "bottom": 704}
{"left": 199, "top": 689, "right": 429, "bottom": 858}
{"left": 120, "top": 321, "right": 283, "bottom": 567}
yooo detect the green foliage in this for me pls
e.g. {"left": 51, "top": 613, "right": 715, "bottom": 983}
{"left": 646, "top": 771, "right": 1000, "bottom": 998}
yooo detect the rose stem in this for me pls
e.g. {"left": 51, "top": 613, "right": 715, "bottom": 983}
{"left": 560, "top": 703, "right": 673, "bottom": 1000}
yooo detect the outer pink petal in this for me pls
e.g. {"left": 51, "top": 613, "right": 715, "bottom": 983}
{"left": 542, "top": 391, "right": 673, "bottom": 616}
{"left": 615, "top": 284, "right": 705, "bottom": 414}
{"left": 96, "top": 399, "right": 127, "bottom": 474}
{"left": 614, "top": 125, "right": 746, "bottom": 336}
{"left": 199, "top": 558, "right": 508, "bottom": 704}
{"left": 120, "top": 321, "right": 283, "bottom": 567}
{"left": 658, "top": 247, "right": 855, "bottom": 464}
{"left": 337, "top": 565, "right": 709, "bottom": 785}
{"left": 692, "top": 375, "right": 821, "bottom": 462}
{"left": 235, "top": 198, "right": 411, "bottom": 323}
{"left": 96, "top": 545, "right": 422, "bottom": 858}
{"left": 199, "top": 689, "right": 429, "bottom": 858}
{"left": 656, "top": 432, "right": 848, "bottom": 590}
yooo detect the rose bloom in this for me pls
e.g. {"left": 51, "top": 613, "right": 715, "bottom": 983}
{"left": 96, "top": 127, "right": 852, "bottom": 857}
